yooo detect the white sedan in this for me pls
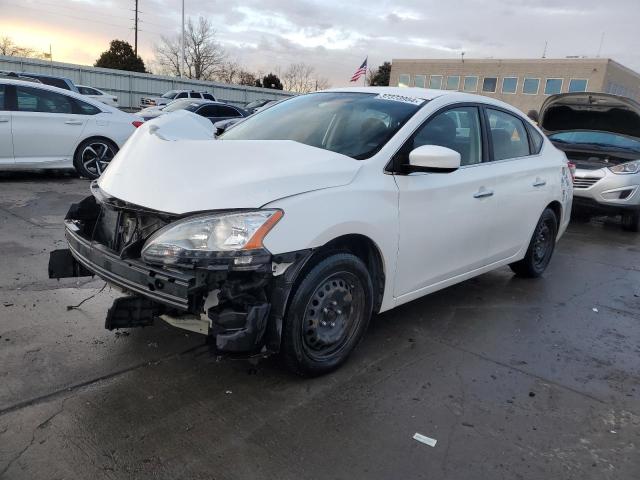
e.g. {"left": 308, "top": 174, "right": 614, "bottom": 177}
{"left": 0, "top": 78, "right": 141, "bottom": 179}
{"left": 51, "top": 88, "right": 573, "bottom": 375}
{"left": 77, "top": 84, "right": 119, "bottom": 107}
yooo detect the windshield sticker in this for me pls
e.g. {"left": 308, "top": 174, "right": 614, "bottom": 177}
{"left": 375, "top": 93, "right": 426, "bottom": 105}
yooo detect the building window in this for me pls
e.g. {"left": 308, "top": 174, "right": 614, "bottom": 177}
{"left": 414, "top": 75, "right": 426, "bottom": 88}
{"left": 482, "top": 77, "right": 498, "bottom": 93}
{"left": 568, "top": 79, "right": 588, "bottom": 93}
{"left": 463, "top": 76, "right": 478, "bottom": 92}
{"left": 544, "top": 78, "right": 563, "bottom": 95}
{"left": 446, "top": 75, "right": 460, "bottom": 90}
{"left": 429, "top": 75, "right": 443, "bottom": 89}
{"left": 523, "top": 78, "right": 540, "bottom": 95}
{"left": 398, "top": 74, "right": 411, "bottom": 87}
{"left": 502, "top": 77, "right": 518, "bottom": 94}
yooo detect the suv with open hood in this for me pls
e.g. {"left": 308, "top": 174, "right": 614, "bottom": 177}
{"left": 539, "top": 92, "right": 640, "bottom": 231}
{"left": 49, "top": 88, "right": 572, "bottom": 375}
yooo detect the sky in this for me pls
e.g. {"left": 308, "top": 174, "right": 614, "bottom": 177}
{"left": 2, "top": 0, "right": 640, "bottom": 86}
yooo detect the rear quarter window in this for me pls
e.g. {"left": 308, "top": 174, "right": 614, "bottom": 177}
{"left": 73, "top": 99, "right": 101, "bottom": 115}
{"left": 529, "top": 126, "right": 544, "bottom": 154}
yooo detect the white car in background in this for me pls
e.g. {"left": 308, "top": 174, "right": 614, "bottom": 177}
{"left": 51, "top": 88, "right": 572, "bottom": 375}
{"left": 0, "top": 78, "right": 141, "bottom": 179}
{"left": 77, "top": 85, "right": 119, "bottom": 107}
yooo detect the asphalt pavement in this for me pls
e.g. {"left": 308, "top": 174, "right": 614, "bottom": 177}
{"left": 0, "top": 172, "right": 638, "bottom": 479}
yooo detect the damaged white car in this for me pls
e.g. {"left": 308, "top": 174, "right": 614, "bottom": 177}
{"left": 49, "top": 88, "right": 572, "bottom": 375}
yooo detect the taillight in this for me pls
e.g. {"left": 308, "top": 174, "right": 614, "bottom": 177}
{"left": 567, "top": 162, "right": 576, "bottom": 182}
{"left": 132, "top": 121, "right": 144, "bottom": 128}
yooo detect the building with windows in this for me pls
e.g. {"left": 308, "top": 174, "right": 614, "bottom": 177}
{"left": 390, "top": 58, "right": 640, "bottom": 114}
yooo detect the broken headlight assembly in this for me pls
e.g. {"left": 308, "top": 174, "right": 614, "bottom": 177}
{"left": 141, "top": 209, "right": 283, "bottom": 267}
{"left": 609, "top": 160, "right": 640, "bottom": 175}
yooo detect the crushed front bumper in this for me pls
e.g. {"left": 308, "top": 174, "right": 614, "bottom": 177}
{"left": 49, "top": 193, "right": 312, "bottom": 356}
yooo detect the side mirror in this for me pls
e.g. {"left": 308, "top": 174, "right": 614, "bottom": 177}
{"left": 408, "top": 145, "right": 461, "bottom": 173}
{"left": 527, "top": 109, "right": 539, "bottom": 123}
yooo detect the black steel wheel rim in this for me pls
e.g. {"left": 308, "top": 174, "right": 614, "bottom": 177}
{"left": 533, "top": 220, "right": 553, "bottom": 269}
{"left": 81, "top": 142, "right": 115, "bottom": 177}
{"left": 301, "top": 271, "right": 365, "bottom": 361}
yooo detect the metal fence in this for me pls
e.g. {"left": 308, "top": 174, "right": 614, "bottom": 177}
{"left": 0, "top": 55, "right": 294, "bottom": 109}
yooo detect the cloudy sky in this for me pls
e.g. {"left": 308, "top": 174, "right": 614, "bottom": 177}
{"left": 2, "top": 0, "right": 639, "bottom": 85}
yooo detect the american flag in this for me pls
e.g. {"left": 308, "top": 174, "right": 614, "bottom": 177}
{"left": 350, "top": 57, "right": 368, "bottom": 82}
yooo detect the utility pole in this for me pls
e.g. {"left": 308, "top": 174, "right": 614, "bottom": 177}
{"left": 180, "top": 0, "right": 185, "bottom": 78}
{"left": 542, "top": 41, "right": 548, "bottom": 59}
{"left": 134, "top": 0, "right": 139, "bottom": 56}
{"left": 596, "top": 32, "right": 605, "bottom": 58}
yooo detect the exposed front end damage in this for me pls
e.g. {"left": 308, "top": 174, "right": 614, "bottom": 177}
{"left": 48, "top": 183, "right": 312, "bottom": 356}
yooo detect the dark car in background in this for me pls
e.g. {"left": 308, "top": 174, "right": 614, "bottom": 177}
{"left": 137, "top": 99, "right": 248, "bottom": 124}
{"left": 539, "top": 92, "right": 640, "bottom": 231}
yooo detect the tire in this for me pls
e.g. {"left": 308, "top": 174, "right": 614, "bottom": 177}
{"left": 280, "top": 253, "right": 374, "bottom": 376}
{"left": 510, "top": 208, "right": 558, "bottom": 278}
{"left": 621, "top": 211, "right": 640, "bottom": 232}
{"left": 73, "top": 138, "right": 119, "bottom": 179}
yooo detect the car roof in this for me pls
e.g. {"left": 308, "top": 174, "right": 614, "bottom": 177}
{"left": 0, "top": 78, "right": 121, "bottom": 113}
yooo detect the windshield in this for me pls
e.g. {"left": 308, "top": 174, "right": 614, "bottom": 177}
{"left": 162, "top": 99, "right": 202, "bottom": 112}
{"left": 549, "top": 130, "right": 640, "bottom": 153}
{"left": 221, "top": 92, "right": 425, "bottom": 159}
{"left": 161, "top": 90, "right": 178, "bottom": 99}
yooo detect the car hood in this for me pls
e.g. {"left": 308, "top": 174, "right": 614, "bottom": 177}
{"left": 539, "top": 92, "right": 640, "bottom": 138}
{"left": 97, "top": 111, "right": 362, "bottom": 215}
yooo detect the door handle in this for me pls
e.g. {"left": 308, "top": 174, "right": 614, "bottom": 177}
{"left": 533, "top": 179, "right": 546, "bottom": 187}
{"left": 64, "top": 120, "right": 83, "bottom": 125}
{"left": 0, "top": 117, "right": 9, "bottom": 123}
{"left": 473, "top": 189, "right": 494, "bottom": 199}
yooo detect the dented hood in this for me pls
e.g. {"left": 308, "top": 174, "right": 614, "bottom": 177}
{"left": 98, "top": 111, "right": 362, "bottom": 215}
{"left": 539, "top": 92, "right": 640, "bottom": 138}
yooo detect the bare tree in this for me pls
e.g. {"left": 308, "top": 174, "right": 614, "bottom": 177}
{"left": 314, "top": 76, "right": 331, "bottom": 90}
{"left": 0, "top": 36, "right": 34, "bottom": 57}
{"left": 153, "top": 16, "right": 226, "bottom": 80}
{"left": 217, "top": 61, "right": 241, "bottom": 84}
{"left": 238, "top": 70, "right": 258, "bottom": 86}
{"left": 281, "top": 62, "right": 316, "bottom": 93}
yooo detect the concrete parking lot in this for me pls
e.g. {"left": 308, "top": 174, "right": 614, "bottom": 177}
{"left": 0, "top": 172, "right": 638, "bottom": 480}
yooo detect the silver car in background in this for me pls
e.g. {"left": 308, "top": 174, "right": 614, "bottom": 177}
{"left": 540, "top": 93, "right": 640, "bottom": 231}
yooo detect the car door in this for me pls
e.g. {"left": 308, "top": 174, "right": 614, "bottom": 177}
{"left": 481, "top": 107, "right": 552, "bottom": 262}
{"left": 11, "top": 85, "right": 88, "bottom": 166}
{"left": 393, "top": 105, "right": 496, "bottom": 300}
{"left": 0, "top": 84, "right": 13, "bottom": 165}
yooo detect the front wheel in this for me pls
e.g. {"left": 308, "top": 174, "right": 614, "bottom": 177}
{"left": 510, "top": 208, "right": 558, "bottom": 278}
{"left": 280, "top": 253, "right": 373, "bottom": 376}
{"left": 73, "top": 138, "right": 119, "bottom": 179}
{"left": 621, "top": 211, "right": 640, "bottom": 232}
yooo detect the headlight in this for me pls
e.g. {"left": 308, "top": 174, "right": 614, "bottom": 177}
{"left": 609, "top": 160, "right": 640, "bottom": 175}
{"left": 141, "top": 210, "right": 283, "bottom": 266}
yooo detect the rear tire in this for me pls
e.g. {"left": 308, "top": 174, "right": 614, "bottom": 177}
{"left": 510, "top": 208, "right": 558, "bottom": 278}
{"left": 280, "top": 253, "right": 373, "bottom": 376}
{"left": 73, "top": 138, "right": 119, "bottom": 179}
{"left": 621, "top": 211, "right": 640, "bottom": 232}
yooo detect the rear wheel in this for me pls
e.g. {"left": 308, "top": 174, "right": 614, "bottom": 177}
{"left": 621, "top": 211, "right": 640, "bottom": 232}
{"left": 280, "top": 253, "right": 373, "bottom": 376}
{"left": 510, "top": 208, "right": 558, "bottom": 278}
{"left": 73, "top": 138, "right": 119, "bottom": 179}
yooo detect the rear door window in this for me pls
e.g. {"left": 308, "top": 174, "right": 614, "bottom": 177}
{"left": 73, "top": 99, "right": 101, "bottom": 115}
{"left": 16, "top": 86, "right": 74, "bottom": 114}
{"left": 486, "top": 109, "right": 531, "bottom": 160}
{"left": 190, "top": 92, "right": 202, "bottom": 98}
